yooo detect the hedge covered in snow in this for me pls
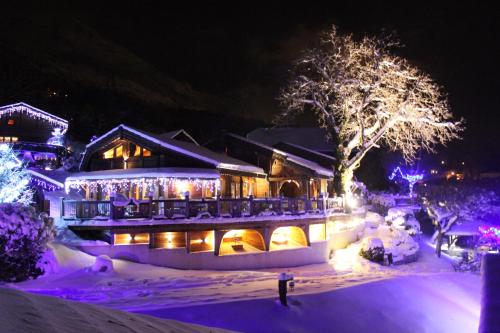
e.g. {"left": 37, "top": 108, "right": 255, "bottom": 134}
{"left": 0, "top": 203, "right": 55, "bottom": 282}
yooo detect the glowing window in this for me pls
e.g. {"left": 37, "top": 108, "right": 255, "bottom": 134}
{"left": 103, "top": 147, "right": 115, "bottom": 159}
{"left": 115, "top": 145, "right": 123, "bottom": 158}
{"left": 142, "top": 148, "right": 151, "bottom": 157}
{"left": 132, "top": 144, "right": 141, "bottom": 156}
{"left": 11, "top": 137, "right": 18, "bottom": 142}
{"left": 7, "top": 119, "right": 15, "bottom": 126}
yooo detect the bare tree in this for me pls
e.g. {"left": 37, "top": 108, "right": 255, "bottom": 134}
{"left": 278, "top": 26, "right": 463, "bottom": 205}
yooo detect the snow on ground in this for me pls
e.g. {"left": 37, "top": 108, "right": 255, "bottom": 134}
{"left": 0, "top": 287, "right": 233, "bottom": 333}
{"left": 10, "top": 234, "right": 481, "bottom": 332}
{"left": 139, "top": 273, "right": 479, "bottom": 333}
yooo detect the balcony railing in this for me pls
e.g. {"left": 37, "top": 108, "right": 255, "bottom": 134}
{"left": 61, "top": 194, "right": 344, "bottom": 220}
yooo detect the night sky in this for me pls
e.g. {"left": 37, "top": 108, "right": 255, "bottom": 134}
{"left": 1, "top": 2, "right": 499, "bottom": 172}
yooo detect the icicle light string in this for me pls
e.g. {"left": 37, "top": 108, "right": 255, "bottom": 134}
{"left": 0, "top": 105, "right": 68, "bottom": 131}
{"left": 65, "top": 177, "right": 220, "bottom": 195}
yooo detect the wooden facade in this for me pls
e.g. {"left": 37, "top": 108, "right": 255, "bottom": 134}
{"left": 0, "top": 102, "right": 68, "bottom": 144}
{"left": 74, "top": 125, "right": 267, "bottom": 200}
{"left": 219, "top": 133, "right": 334, "bottom": 199}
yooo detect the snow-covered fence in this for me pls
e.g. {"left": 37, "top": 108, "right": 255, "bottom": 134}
{"left": 61, "top": 195, "right": 344, "bottom": 220}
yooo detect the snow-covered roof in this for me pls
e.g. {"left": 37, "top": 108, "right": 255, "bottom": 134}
{"left": 28, "top": 168, "right": 68, "bottom": 188}
{"left": 156, "top": 129, "right": 199, "bottom": 145}
{"left": 66, "top": 167, "right": 221, "bottom": 181}
{"left": 84, "top": 125, "right": 265, "bottom": 176}
{"left": 0, "top": 102, "right": 68, "bottom": 131}
{"left": 276, "top": 141, "right": 336, "bottom": 161}
{"left": 247, "top": 127, "right": 334, "bottom": 153}
{"left": 227, "top": 133, "right": 334, "bottom": 177}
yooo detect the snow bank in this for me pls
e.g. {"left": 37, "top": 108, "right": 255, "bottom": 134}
{"left": 365, "top": 211, "right": 384, "bottom": 229}
{"left": 91, "top": 255, "right": 114, "bottom": 273}
{"left": 0, "top": 287, "right": 232, "bottom": 333}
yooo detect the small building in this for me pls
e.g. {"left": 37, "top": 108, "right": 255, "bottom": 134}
{"left": 218, "top": 133, "right": 334, "bottom": 199}
{"left": 68, "top": 124, "right": 268, "bottom": 200}
{"left": 0, "top": 102, "right": 68, "bottom": 169}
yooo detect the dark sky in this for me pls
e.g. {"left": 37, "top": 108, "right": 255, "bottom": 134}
{"left": 2, "top": 2, "right": 500, "bottom": 170}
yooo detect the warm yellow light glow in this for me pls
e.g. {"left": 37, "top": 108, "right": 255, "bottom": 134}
{"left": 176, "top": 180, "right": 189, "bottom": 198}
{"left": 103, "top": 147, "right": 115, "bottom": 159}
{"left": 115, "top": 145, "right": 123, "bottom": 158}
{"left": 309, "top": 223, "right": 326, "bottom": 242}
{"left": 271, "top": 228, "right": 290, "bottom": 245}
{"left": 224, "top": 230, "right": 244, "bottom": 238}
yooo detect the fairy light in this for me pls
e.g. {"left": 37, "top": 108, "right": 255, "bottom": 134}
{"left": 388, "top": 166, "right": 424, "bottom": 196}
{"left": 65, "top": 176, "right": 221, "bottom": 195}
{"left": 0, "top": 103, "right": 68, "bottom": 132}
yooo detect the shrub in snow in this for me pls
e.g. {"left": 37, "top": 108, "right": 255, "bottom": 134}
{"left": 38, "top": 246, "right": 59, "bottom": 275}
{"left": 0, "top": 204, "right": 55, "bottom": 282}
{"left": 359, "top": 237, "right": 385, "bottom": 263}
{"left": 405, "top": 215, "right": 421, "bottom": 236}
{"left": 373, "top": 225, "right": 419, "bottom": 264}
{"left": 91, "top": 255, "right": 113, "bottom": 273}
{"left": 386, "top": 207, "right": 421, "bottom": 236}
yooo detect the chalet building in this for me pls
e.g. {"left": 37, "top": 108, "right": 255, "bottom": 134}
{"left": 216, "top": 133, "right": 334, "bottom": 199}
{"left": 0, "top": 102, "right": 68, "bottom": 169}
{"left": 66, "top": 124, "right": 268, "bottom": 200}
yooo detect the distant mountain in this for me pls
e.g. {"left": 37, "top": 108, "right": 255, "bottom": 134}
{"left": 0, "top": 11, "right": 262, "bottom": 142}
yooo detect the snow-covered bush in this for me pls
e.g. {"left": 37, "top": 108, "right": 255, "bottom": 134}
{"left": 359, "top": 237, "right": 385, "bottom": 263}
{"left": 386, "top": 207, "right": 421, "bottom": 236}
{"left": 0, "top": 204, "right": 55, "bottom": 282}
{"left": 371, "top": 225, "right": 419, "bottom": 264}
{"left": 91, "top": 255, "right": 113, "bottom": 273}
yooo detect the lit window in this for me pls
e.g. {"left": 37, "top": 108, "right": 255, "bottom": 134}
{"left": 115, "top": 145, "right": 123, "bottom": 158}
{"left": 7, "top": 119, "right": 15, "bottom": 126}
{"left": 11, "top": 137, "right": 18, "bottom": 142}
{"left": 103, "top": 147, "right": 115, "bottom": 159}
{"left": 142, "top": 148, "right": 151, "bottom": 157}
{"left": 131, "top": 144, "right": 141, "bottom": 156}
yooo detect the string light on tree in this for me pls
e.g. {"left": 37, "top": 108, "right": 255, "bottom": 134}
{"left": 388, "top": 166, "right": 424, "bottom": 196}
{"left": 0, "top": 144, "right": 32, "bottom": 205}
{"left": 46, "top": 128, "right": 65, "bottom": 146}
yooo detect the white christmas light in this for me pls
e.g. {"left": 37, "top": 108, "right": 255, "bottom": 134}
{"left": 0, "top": 103, "right": 68, "bottom": 132}
{"left": 65, "top": 176, "right": 220, "bottom": 196}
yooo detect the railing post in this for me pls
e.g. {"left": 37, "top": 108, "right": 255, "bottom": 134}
{"left": 319, "top": 194, "right": 324, "bottom": 211}
{"left": 109, "top": 192, "right": 116, "bottom": 220}
{"left": 249, "top": 195, "right": 254, "bottom": 216}
{"left": 184, "top": 191, "right": 190, "bottom": 218}
{"left": 60, "top": 197, "right": 65, "bottom": 218}
{"left": 216, "top": 194, "right": 221, "bottom": 217}
{"left": 148, "top": 192, "right": 153, "bottom": 219}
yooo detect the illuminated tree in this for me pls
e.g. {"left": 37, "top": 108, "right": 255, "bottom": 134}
{"left": 279, "top": 26, "right": 463, "bottom": 205}
{"left": 0, "top": 144, "right": 32, "bottom": 205}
